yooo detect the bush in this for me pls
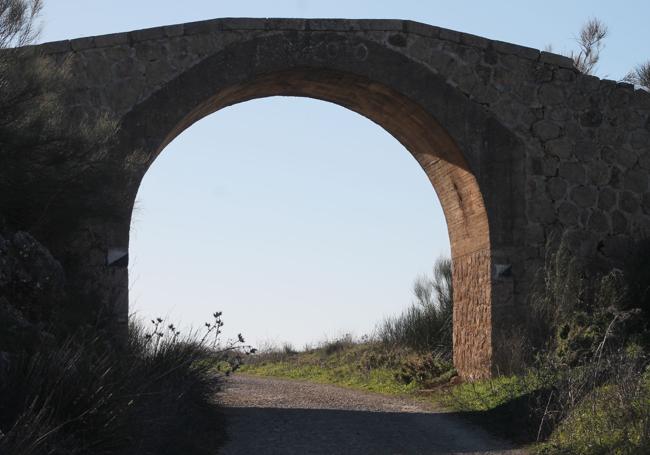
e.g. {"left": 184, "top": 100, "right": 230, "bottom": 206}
{"left": 0, "top": 313, "right": 250, "bottom": 455}
{"left": 377, "top": 256, "right": 452, "bottom": 354}
{"left": 322, "top": 333, "right": 355, "bottom": 356}
{"left": 395, "top": 352, "right": 455, "bottom": 387}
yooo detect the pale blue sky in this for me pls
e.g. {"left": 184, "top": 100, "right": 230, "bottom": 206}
{"left": 40, "top": 1, "right": 650, "bottom": 347}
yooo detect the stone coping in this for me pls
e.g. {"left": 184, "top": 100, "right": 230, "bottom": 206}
{"left": 30, "top": 18, "right": 563, "bottom": 64}
{"left": 19, "top": 17, "right": 650, "bottom": 95}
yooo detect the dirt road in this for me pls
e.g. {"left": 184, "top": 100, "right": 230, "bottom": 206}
{"left": 218, "top": 374, "right": 526, "bottom": 455}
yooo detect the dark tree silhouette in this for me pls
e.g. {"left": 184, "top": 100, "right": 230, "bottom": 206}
{"left": 0, "top": 0, "right": 42, "bottom": 47}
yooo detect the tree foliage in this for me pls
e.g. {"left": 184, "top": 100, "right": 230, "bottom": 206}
{"left": 377, "top": 257, "right": 453, "bottom": 354}
{"left": 624, "top": 61, "right": 650, "bottom": 88}
{"left": 0, "top": 0, "right": 41, "bottom": 48}
{"left": 553, "top": 16, "right": 650, "bottom": 88}
{"left": 568, "top": 18, "right": 608, "bottom": 75}
{"left": 0, "top": 0, "right": 117, "bottom": 238}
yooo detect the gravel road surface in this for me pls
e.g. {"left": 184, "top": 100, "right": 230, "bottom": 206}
{"left": 217, "top": 374, "right": 526, "bottom": 455}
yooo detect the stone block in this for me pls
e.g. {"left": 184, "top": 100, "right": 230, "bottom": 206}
{"left": 539, "top": 51, "right": 574, "bottom": 69}
{"left": 541, "top": 156, "right": 559, "bottom": 176}
{"left": 95, "top": 32, "right": 130, "bottom": 48}
{"left": 70, "top": 36, "right": 95, "bottom": 51}
{"left": 538, "top": 83, "right": 566, "bottom": 105}
{"left": 598, "top": 187, "right": 617, "bottom": 211}
{"left": 184, "top": 18, "right": 224, "bottom": 35}
{"left": 558, "top": 201, "right": 579, "bottom": 224}
{"left": 602, "top": 145, "right": 637, "bottom": 168}
{"left": 580, "top": 110, "right": 603, "bottom": 127}
{"left": 547, "top": 177, "right": 568, "bottom": 200}
{"left": 559, "top": 162, "right": 586, "bottom": 184}
{"left": 131, "top": 26, "right": 166, "bottom": 42}
{"left": 533, "top": 120, "right": 561, "bottom": 141}
{"left": 545, "top": 138, "right": 573, "bottom": 158}
{"left": 164, "top": 24, "right": 185, "bottom": 37}
{"left": 623, "top": 168, "right": 648, "bottom": 193}
{"left": 460, "top": 32, "right": 489, "bottom": 49}
{"left": 555, "top": 68, "right": 576, "bottom": 82}
{"left": 526, "top": 223, "right": 545, "bottom": 244}
{"left": 492, "top": 40, "right": 539, "bottom": 60}
{"left": 39, "top": 39, "right": 71, "bottom": 54}
{"left": 619, "top": 191, "right": 640, "bottom": 213}
{"left": 404, "top": 20, "right": 440, "bottom": 38}
{"left": 630, "top": 129, "right": 650, "bottom": 150}
{"left": 267, "top": 19, "right": 307, "bottom": 31}
{"left": 439, "top": 28, "right": 461, "bottom": 43}
{"left": 587, "top": 160, "right": 611, "bottom": 186}
{"left": 643, "top": 193, "right": 650, "bottom": 215}
{"left": 611, "top": 210, "right": 628, "bottom": 234}
{"left": 308, "top": 19, "right": 357, "bottom": 31}
{"left": 529, "top": 198, "right": 556, "bottom": 223}
{"left": 576, "top": 73, "right": 600, "bottom": 92}
{"left": 356, "top": 19, "right": 403, "bottom": 31}
{"left": 588, "top": 209, "right": 610, "bottom": 233}
{"left": 570, "top": 185, "right": 597, "bottom": 208}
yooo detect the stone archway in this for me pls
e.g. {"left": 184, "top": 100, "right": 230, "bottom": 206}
{"left": 135, "top": 68, "right": 494, "bottom": 378}
{"left": 26, "top": 19, "right": 640, "bottom": 380}
{"left": 100, "top": 33, "right": 523, "bottom": 379}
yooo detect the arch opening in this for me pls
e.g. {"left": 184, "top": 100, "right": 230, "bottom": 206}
{"left": 127, "top": 68, "right": 494, "bottom": 378}
{"left": 129, "top": 96, "right": 451, "bottom": 349}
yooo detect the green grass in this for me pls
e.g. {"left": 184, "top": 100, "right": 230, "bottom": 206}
{"left": 240, "top": 342, "right": 423, "bottom": 396}
{"left": 242, "top": 341, "right": 650, "bottom": 453}
{"left": 441, "top": 373, "right": 542, "bottom": 411}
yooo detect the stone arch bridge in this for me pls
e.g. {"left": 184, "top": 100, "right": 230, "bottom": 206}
{"left": 6, "top": 18, "right": 650, "bottom": 379}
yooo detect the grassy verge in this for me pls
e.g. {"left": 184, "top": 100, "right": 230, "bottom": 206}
{"left": 240, "top": 339, "right": 440, "bottom": 396}
{"left": 241, "top": 339, "right": 650, "bottom": 453}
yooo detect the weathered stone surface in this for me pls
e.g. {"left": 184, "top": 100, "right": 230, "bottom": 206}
{"left": 559, "top": 162, "right": 586, "bottom": 183}
{"left": 587, "top": 160, "right": 611, "bottom": 186}
{"left": 545, "top": 138, "right": 574, "bottom": 159}
{"left": 558, "top": 201, "right": 580, "bottom": 225}
{"left": 570, "top": 185, "right": 598, "bottom": 208}
{"left": 7, "top": 18, "right": 649, "bottom": 380}
{"left": 620, "top": 191, "right": 640, "bottom": 213}
{"left": 588, "top": 210, "right": 609, "bottom": 233}
{"left": 0, "top": 229, "right": 65, "bottom": 329}
{"left": 624, "top": 168, "right": 649, "bottom": 193}
{"left": 612, "top": 210, "right": 628, "bottom": 234}
{"left": 533, "top": 120, "right": 562, "bottom": 140}
{"left": 598, "top": 188, "right": 617, "bottom": 211}
{"left": 538, "top": 84, "right": 565, "bottom": 105}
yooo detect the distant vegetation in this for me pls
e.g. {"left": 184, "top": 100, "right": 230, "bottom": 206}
{"left": 242, "top": 258, "right": 458, "bottom": 394}
{"left": 377, "top": 257, "right": 453, "bottom": 355}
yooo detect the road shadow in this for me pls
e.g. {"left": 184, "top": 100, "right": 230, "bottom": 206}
{"left": 219, "top": 406, "right": 523, "bottom": 454}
